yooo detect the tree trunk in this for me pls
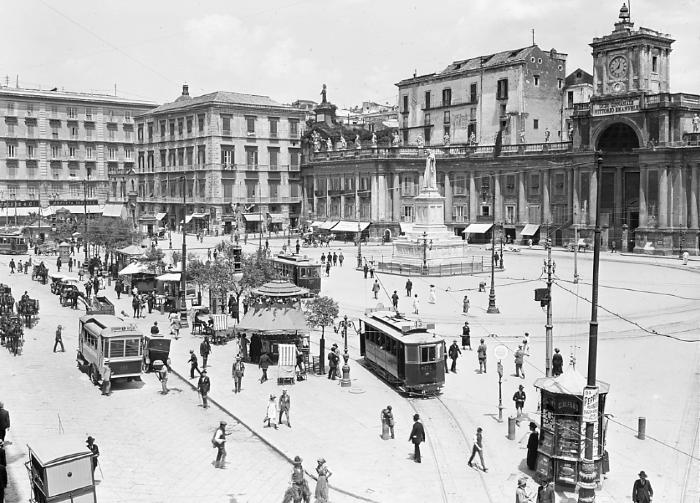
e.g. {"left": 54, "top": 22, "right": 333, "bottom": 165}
{"left": 319, "top": 326, "right": 325, "bottom": 375}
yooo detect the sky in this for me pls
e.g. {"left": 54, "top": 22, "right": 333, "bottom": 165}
{"left": 2, "top": 0, "right": 700, "bottom": 108}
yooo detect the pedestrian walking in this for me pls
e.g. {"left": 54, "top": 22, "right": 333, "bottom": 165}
{"left": 0, "top": 403, "right": 10, "bottom": 441}
{"left": 200, "top": 336, "right": 212, "bottom": 368}
{"left": 157, "top": 362, "right": 169, "bottom": 394}
{"left": 461, "top": 322, "right": 472, "bottom": 350}
{"left": 463, "top": 295, "right": 470, "bottom": 314}
{"left": 295, "top": 240, "right": 300, "bottom": 254}
{"left": 8, "top": 259, "right": 14, "bottom": 274}
{"left": 526, "top": 422, "right": 539, "bottom": 470}
{"left": 321, "top": 252, "right": 326, "bottom": 264}
{"left": 408, "top": 414, "right": 425, "bottom": 463}
{"left": 68, "top": 257, "right": 73, "bottom": 272}
{"left": 332, "top": 252, "right": 338, "bottom": 266}
{"left": 406, "top": 278, "right": 413, "bottom": 297}
{"left": 188, "top": 350, "right": 200, "bottom": 378}
{"left": 448, "top": 341, "right": 462, "bottom": 373}
{"left": 516, "top": 477, "right": 531, "bottom": 503}
{"left": 477, "top": 339, "right": 487, "bottom": 373}
{"left": 513, "top": 384, "right": 526, "bottom": 416}
{"left": 239, "top": 333, "right": 249, "bottom": 361}
{"left": 369, "top": 265, "right": 375, "bottom": 278}
{"left": 147, "top": 292, "right": 155, "bottom": 314}
{"left": 278, "top": 389, "right": 291, "bottom": 427}
{"left": 53, "top": 325, "right": 65, "bottom": 352}
{"left": 101, "top": 363, "right": 112, "bottom": 396}
{"left": 325, "top": 261, "right": 331, "bottom": 277}
{"left": 259, "top": 352, "right": 271, "bottom": 383}
{"left": 212, "top": 421, "right": 228, "bottom": 469}
{"left": 315, "top": 458, "right": 332, "bottom": 503}
{"left": 169, "top": 311, "right": 180, "bottom": 339}
{"left": 197, "top": 370, "right": 211, "bottom": 408}
{"left": 371, "top": 280, "right": 381, "bottom": 299}
{"left": 229, "top": 295, "right": 239, "bottom": 323}
{"left": 93, "top": 276, "right": 100, "bottom": 296}
{"left": 428, "top": 285, "right": 436, "bottom": 304}
{"left": 381, "top": 405, "right": 395, "bottom": 440}
{"left": 86, "top": 436, "right": 100, "bottom": 476}
{"left": 552, "top": 348, "right": 563, "bottom": 377}
{"left": 150, "top": 322, "right": 160, "bottom": 335}
{"left": 264, "top": 394, "right": 278, "bottom": 429}
{"left": 632, "top": 471, "right": 653, "bottom": 503}
{"left": 115, "top": 278, "right": 123, "bottom": 299}
{"left": 56, "top": 257, "right": 62, "bottom": 272}
{"left": 327, "top": 344, "right": 339, "bottom": 379}
{"left": 338, "top": 251, "right": 344, "bottom": 266}
{"left": 514, "top": 345, "right": 526, "bottom": 378}
{"left": 467, "top": 427, "right": 487, "bottom": 471}
{"left": 522, "top": 332, "right": 530, "bottom": 356}
{"left": 232, "top": 355, "right": 245, "bottom": 393}
{"left": 391, "top": 290, "right": 399, "bottom": 310}
{"left": 363, "top": 263, "right": 369, "bottom": 278}
{"left": 85, "top": 280, "right": 92, "bottom": 299}
{"left": 412, "top": 294, "right": 420, "bottom": 315}
{"left": 537, "top": 478, "right": 555, "bottom": 503}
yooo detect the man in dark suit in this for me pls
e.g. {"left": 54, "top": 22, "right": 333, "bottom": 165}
{"left": 0, "top": 403, "right": 10, "bottom": 441}
{"left": 632, "top": 471, "right": 653, "bottom": 503}
{"left": 408, "top": 413, "right": 425, "bottom": 463}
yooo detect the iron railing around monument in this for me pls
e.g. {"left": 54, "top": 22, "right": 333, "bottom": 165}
{"left": 375, "top": 255, "right": 486, "bottom": 277}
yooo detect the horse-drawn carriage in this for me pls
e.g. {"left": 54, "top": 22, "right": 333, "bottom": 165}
{"left": 0, "top": 314, "right": 23, "bottom": 356}
{"left": 32, "top": 263, "right": 49, "bottom": 284}
{"left": 0, "top": 286, "right": 15, "bottom": 315}
{"left": 302, "top": 232, "right": 335, "bottom": 248}
{"left": 49, "top": 273, "right": 65, "bottom": 294}
{"left": 59, "top": 282, "right": 83, "bottom": 307}
{"left": 17, "top": 297, "right": 39, "bottom": 328}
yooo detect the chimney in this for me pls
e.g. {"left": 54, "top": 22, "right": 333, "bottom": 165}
{"left": 182, "top": 84, "right": 189, "bottom": 96}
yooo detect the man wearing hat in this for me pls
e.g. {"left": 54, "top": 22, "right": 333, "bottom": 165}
{"left": 101, "top": 361, "right": 112, "bottom": 396}
{"left": 461, "top": 321, "right": 471, "bottom": 350}
{"left": 537, "top": 477, "right": 555, "bottom": 502}
{"left": 632, "top": 471, "right": 653, "bottom": 503}
{"left": 232, "top": 355, "right": 245, "bottom": 393}
{"left": 53, "top": 325, "right": 65, "bottom": 353}
{"left": 197, "top": 370, "right": 211, "bottom": 408}
{"left": 278, "top": 389, "right": 291, "bottom": 427}
{"left": 212, "top": 421, "right": 228, "bottom": 469}
{"left": 513, "top": 385, "right": 526, "bottom": 417}
{"left": 86, "top": 436, "right": 99, "bottom": 476}
{"left": 327, "top": 344, "right": 339, "bottom": 380}
{"left": 515, "top": 477, "right": 530, "bottom": 503}
{"left": 187, "top": 350, "right": 199, "bottom": 379}
{"left": 290, "top": 456, "right": 310, "bottom": 502}
{"left": 259, "top": 352, "right": 272, "bottom": 383}
{"left": 408, "top": 413, "right": 425, "bottom": 463}
{"left": 514, "top": 345, "right": 526, "bottom": 378}
{"left": 381, "top": 405, "right": 394, "bottom": 439}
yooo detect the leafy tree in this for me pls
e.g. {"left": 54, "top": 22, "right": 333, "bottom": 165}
{"left": 86, "top": 217, "right": 140, "bottom": 257}
{"left": 304, "top": 296, "right": 339, "bottom": 373}
{"left": 141, "top": 247, "right": 166, "bottom": 274}
{"left": 240, "top": 248, "right": 277, "bottom": 291}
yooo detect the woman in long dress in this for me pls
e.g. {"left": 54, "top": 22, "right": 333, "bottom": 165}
{"left": 428, "top": 285, "right": 437, "bottom": 304}
{"left": 314, "top": 458, "right": 332, "bottom": 503}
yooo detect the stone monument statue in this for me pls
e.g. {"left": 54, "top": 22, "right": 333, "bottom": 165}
{"left": 416, "top": 134, "right": 424, "bottom": 148}
{"left": 443, "top": 132, "right": 450, "bottom": 146}
{"left": 392, "top": 131, "right": 400, "bottom": 147}
{"left": 320, "top": 84, "right": 327, "bottom": 104}
{"left": 312, "top": 131, "right": 321, "bottom": 152}
{"left": 693, "top": 113, "right": 700, "bottom": 133}
{"left": 423, "top": 152, "right": 436, "bottom": 190}
{"left": 355, "top": 134, "right": 362, "bottom": 149}
{"left": 326, "top": 137, "right": 333, "bottom": 151}
{"left": 371, "top": 132, "right": 377, "bottom": 147}
{"left": 339, "top": 135, "right": 347, "bottom": 150}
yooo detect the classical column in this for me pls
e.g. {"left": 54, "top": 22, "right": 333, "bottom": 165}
{"left": 393, "top": 173, "right": 401, "bottom": 222}
{"left": 615, "top": 167, "right": 624, "bottom": 227}
{"left": 378, "top": 174, "right": 387, "bottom": 221}
{"left": 312, "top": 176, "right": 318, "bottom": 218}
{"left": 355, "top": 173, "right": 360, "bottom": 218}
{"left": 371, "top": 173, "right": 379, "bottom": 221}
{"left": 690, "top": 165, "right": 699, "bottom": 229}
{"left": 680, "top": 165, "right": 688, "bottom": 228}
{"left": 444, "top": 171, "right": 453, "bottom": 222}
{"left": 469, "top": 172, "right": 478, "bottom": 222}
{"left": 494, "top": 173, "right": 502, "bottom": 223}
{"left": 658, "top": 166, "right": 668, "bottom": 228}
{"left": 518, "top": 171, "right": 527, "bottom": 223}
{"left": 638, "top": 167, "right": 648, "bottom": 227}
{"left": 325, "top": 177, "right": 331, "bottom": 218}
{"left": 340, "top": 192, "right": 345, "bottom": 219}
{"left": 589, "top": 167, "right": 598, "bottom": 227}
{"left": 542, "top": 170, "right": 551, "bottom": 224}
{"left": 568, "top": 168, "right": 574, "bottom": 225}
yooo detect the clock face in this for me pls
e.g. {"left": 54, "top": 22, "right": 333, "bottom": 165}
{"left": 609, "top": 56, "right": 628, "bottom": 79}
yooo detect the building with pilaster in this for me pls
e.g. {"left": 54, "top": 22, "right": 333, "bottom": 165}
{"left": 301, "top": 5, "right": 700, "bottom": 255}
{"left": 0, "top": 86, "right": 154, "bottom": 229}
{"left": 131, "top": 85, "right": 305, "bottom": 235}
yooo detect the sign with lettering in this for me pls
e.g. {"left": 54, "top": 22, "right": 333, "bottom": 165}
{"left": 591, "top": 98, "right": 640, "bottom": 116}
{"left": 582, "top": 386, "right": 599, "bottom": 423}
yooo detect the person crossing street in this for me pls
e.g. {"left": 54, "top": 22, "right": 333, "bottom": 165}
{"left": 448, "top": 341, "right": 462, "bottom": 373}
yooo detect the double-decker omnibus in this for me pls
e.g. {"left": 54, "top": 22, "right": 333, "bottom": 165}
{"left": 77, "top": 315, "right": 143, "bottom": 387}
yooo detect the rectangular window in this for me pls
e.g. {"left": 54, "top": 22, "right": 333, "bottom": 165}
{"left": 108, "top": 147, "right": 116, "bottom": 160}
{"left": 27, "top": 144, "right": 35, "bottom": 159}
{"left": 557, "top": 78, "right": 563, "bottom": 89}
{"left": 124, "top": 110, "right": 132, "bottom": 121}
{"left": 148, "top": 123, "right": 153, "bottom": 140}
{"left": 27, "top": 123, "right": 35, "bottom": 137}
{"left": 533, "top": 119, "right": 539, "bottom": 130}
{"left": 424, "top": 113, "right": 431, "bottom": 126}
{"left": 402, "top": 95, "right": 409, "bottom": 112}
{"left": 269, "top": 182, "right": 280, "bottom": 198}
{"left": 652, "top": 56, "right": 658, "bottom": 73}
{"left": 160, "top": 120, "right": 166, "bottom": 138}
{"left": 442, "top": 88, "right": 452, "bottom": 107}
{"left": 401, "top": 175, "right": 415, "bottom": 196}
{"left": 268, "top": 147, "right": 279, "bottom": 168}
{"left": 137, "top": 125, "right": 144, "bottom": 141}
{"left": 169, "top": 121, "right": 175, "bottom": 137}
{"left": 68, "top": 145, "right": 76, "bottom": 159}
{"left": 109, "top": 340, "right": 125, "bottom": 358}
{"left": 198, "top": 114, "right": 205, "bottom": 132}
{"left": 505, "top": 205, "right": 515, "bottom": 224}
{"left": 533, "top": 75, "right": 540, "bottom": 86}
{"left": 125, "top": 148, "right": 133, "bottom": 161}
{"left": 86, "top": 146, "right": 93, "bottom": 159}
{"left": 67, "top": 107, "right": 77, "bottom": 118}
{"left": 529, "top": 173, "right": 540, "bottom": 196}
{"left": 246, "top": 181, "right": 257, "bottom": 199}
{"left": 553, "top": 173, "right": 565, "bottom": 196}
{"left": 245, "top": 147, "right": 258, "bottom": 167}
{"left": 454, "top": 175, "right": 466, "bottom": 195}
{"left": 469, "top": 83, "right": 477, "bottom": 103}
{"left": 177, "top": 118, "right": 183, "bottom": 136}
{"left": 85, "top": 107, "right": 92, "bottom": 120}
{"left": 51, "top": 145, "right": 61, "bottom": 159}
{"left": 402, "top": 205, "right": 414, "bottom": 221}
{"left": 186, "top": 117, "right": 192, "bottom": 133}
{"left": 424, "top": 91, "right": 431, "bottom": 109}
{"left": 505, "top": 175, "right": 516, "bottom": 194}
{"left": 420, "top": 345, "right": 436, "bottom": 363}
{"left": 289, "top": 119, "right": 299, "bottom": 137}
{"left": 443, "top": 111, "right": 450, "bottom": 124}
{"left": 222, "top": 148, "right": 234, "bottom": 167}
{"left": 269, "top": 118, "right": 278, "bottom": 137}
{"left": 290, "top": 150, "right": 300, "bottom": 168}
{"left": 246, "top": 116, "right": 256, "bottom": 134}
{"left": 567, "top": 91, "right": 574, "bottom": 108}
{"left": 497, "top": 79, "right": 509, "bottom": 99}
{"left": 222, "top": 115, "right": 231, "bottom": 135}
{"left": 453, "top": 206, "right": 465, "bottom": 221}
{"left": 7, "top": 144, "right": 16, "bottom": 158}
{"left": 108, "top": 128, "right": 115, "bottom": 141}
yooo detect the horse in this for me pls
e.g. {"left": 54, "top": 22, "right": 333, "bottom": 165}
{"left": 282, "top": 484, "right": 309, "bottom": 503}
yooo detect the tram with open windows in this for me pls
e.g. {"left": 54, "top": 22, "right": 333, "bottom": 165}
{"left": 77, "top": 314, "right": 144, "bottom": 386}
{"left": 359, "top": 309, "right": 445, "bottom": 395}
{"left": 0, "top": 230, "right": 28, "bottom": 255}
{"left": 269, "top": 253, "right": 321, "bottom": 294}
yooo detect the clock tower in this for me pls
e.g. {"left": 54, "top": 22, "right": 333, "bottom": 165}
{"left": 590, "top": 3, "right": 674, "bottom": 96}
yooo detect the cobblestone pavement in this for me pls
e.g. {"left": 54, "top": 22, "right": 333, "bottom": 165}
{"left": 0, "top": 263, "right": 325, "bottom": 503}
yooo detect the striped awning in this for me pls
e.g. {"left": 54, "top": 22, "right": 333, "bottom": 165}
{"left": 520, "top": 224, "right": 540, "bottom": 236}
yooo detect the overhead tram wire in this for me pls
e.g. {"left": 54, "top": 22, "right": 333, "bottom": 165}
{"left": 555, "top": 275, "right": 700, "bottom": 302}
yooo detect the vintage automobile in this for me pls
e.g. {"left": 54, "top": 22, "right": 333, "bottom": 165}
{"left": 141, "top": 333, "right": 172, "bottom": 372}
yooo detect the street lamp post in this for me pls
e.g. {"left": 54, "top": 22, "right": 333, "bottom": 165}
{"left": 356, "top": 208, "right": 363, "bottom": 268}
{"left": 422, "top": 231, "right": 428, "bottom": 275}
{"left": 497, "top": 360, "right": 504, "bottom": 421}
{"left": 487, "top": 174, "right": 499, "bottom": 314}
{"left": 543, "top": 234, "right": 555, "bottom": 377}
{"left": 333, "top": 314, "right": 358, "bottom": 388}
{"left": 578, "top": 153, "right": 603, "bottom": 503}
{"left": 180, "top": 176, "right": 187, "bottom": 313}
{"left": 499, "top": 228, "right": 504, "bottom": 269}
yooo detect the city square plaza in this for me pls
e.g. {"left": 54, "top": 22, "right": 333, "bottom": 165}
{"left": 0, "top": 233, "right": 698, "bottom": 503}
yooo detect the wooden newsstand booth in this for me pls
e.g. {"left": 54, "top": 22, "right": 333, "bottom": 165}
{"left": 533, "top": 370, "right": 610, "bottom": 488}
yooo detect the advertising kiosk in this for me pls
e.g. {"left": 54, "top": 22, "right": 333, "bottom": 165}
{"left": 533, "top": 370, "right": 609, "bottom": 487}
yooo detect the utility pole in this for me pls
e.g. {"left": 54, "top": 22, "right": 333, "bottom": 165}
{"left": 180, "top": 175, "right": 187, "bottom": 313}
{"left": 573, "top": 221, "right": 580, "bottom": 283}
{"left": 544, "top": 233, "right": 555, "bottom": 376}
{"left": 83, "top": 167, "right": 91, "bottom": 262}
{"left": 578, "top": 153, "right": 603, "bottom": 503}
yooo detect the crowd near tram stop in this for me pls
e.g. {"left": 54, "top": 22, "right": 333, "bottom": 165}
{"left": 533, "top": 370, "right": 610, "bottom": 488}
{"left": 25, "top": 434, "right": 97, "bottom": 502}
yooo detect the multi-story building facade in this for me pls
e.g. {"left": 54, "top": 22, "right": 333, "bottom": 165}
{"left": 132, "top": 85, "right": 305, "bottom": 235}
{"left": 562, "top": 69, "right": 594, "bottom": 139}
{"left": 0, "top": 86, "right": 154, "bottom": 227}
{"left": 396, "top": 45, "right": 567, "bottom": 146}
{"left": 302, "top": 6, "right": 700, "bottom": 255}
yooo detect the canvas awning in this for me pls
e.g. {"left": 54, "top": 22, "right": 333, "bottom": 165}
{"left": 55, "top": 205, "right": 103, "bottom": 215}
{"left": 332, "top": 221, "right": 370, "bottom": 233}
{"left": 156, "top": 272, "right": 181, "bottom": 282}
{"left": 520, "top": 224, "right": 540, "bottom": 237}
{"left": 462, "top": 223, "right": 493, "bottom": 234}
{"left": 310, "top": 221, "right": 324, "bottom": 228}
{"left": 243, "top": 213, "right": 264, "bottom": 222}
{"left": 118, "top": 262, "right": 152, "bottom": 276}
{"left": 318, "top": 221, "right": 339, "bottom": 230}
{"left": 0, "top": 207, "right": 42, "bottom": 217}
{"left": 399, "top": 222, "right": 413, "bottom": 233}
{"left": 236, "top": 306, "right": 310, "bottom": 335}
{"left": 156, "top": 212, "right": 167, "bottom": 221}
{"left": 102, "top": 204, "right": 126, "bottom": 218}
{"left": 191, "top": 213, "right": 208, "bottom": 219}
{"left": 533, "top": 368, "right": 610, "bottom": 395}
{"left": 268, "top": 213, "right": 286, "bottom": 224}
{"left": 117, "top": 244, "right": 145, "bottom": 256}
